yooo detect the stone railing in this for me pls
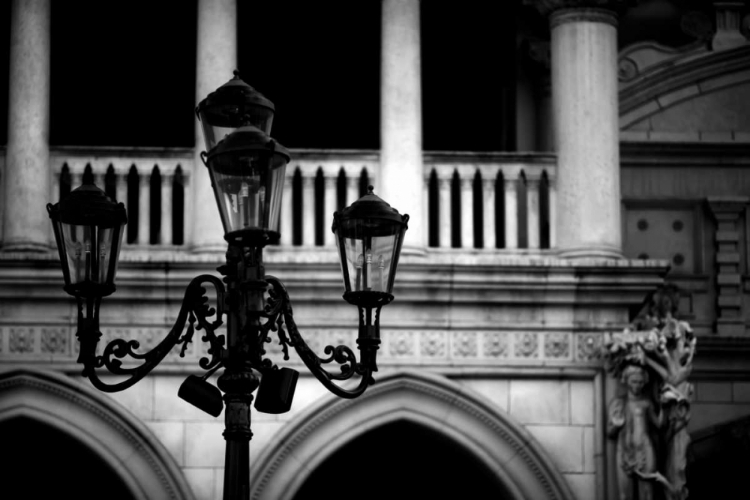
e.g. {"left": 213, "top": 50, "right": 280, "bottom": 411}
{"left": 424, "top": 152, "right": 556, "bottom": 251}
{"left": 47, "top": 147, "right": 557, "bottom": 253}
{"left": 50, "top": 146, "right": 194, "bottom": 247}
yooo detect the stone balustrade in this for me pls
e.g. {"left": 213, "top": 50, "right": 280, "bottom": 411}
{"left": 424, "top": 152, "right": 556, "bottom": 251}
{"left": 49, "top": 147, "right": 193, "bottom": 247}
{"left": 44, "top": 147, "right": 557, "bottom": 253}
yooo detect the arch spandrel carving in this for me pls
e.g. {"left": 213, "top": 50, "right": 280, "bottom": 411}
{"left": 250, "top": 370, "right": 576, "bottom": 500}
{"left": 0, "top": 368, "right": 195, "bottom": 500}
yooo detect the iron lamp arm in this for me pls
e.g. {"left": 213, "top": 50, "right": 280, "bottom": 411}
{"left": 265, "top": 276, "right": 376, "bottom": 399}
{"left": 79, "top": 274, "right": 227, "bottom": 393}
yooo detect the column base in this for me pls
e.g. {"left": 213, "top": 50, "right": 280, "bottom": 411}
{"left": 557, "top": 245, "right": 623, "bottom": 260}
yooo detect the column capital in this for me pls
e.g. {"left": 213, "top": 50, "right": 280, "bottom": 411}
{"left": 526, "top": 0, "right": 627, "bottom": 25}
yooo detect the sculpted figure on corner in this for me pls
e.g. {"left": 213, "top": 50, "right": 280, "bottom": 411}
{"left": 602, "top": 285, "right": 696, "bottom": 500}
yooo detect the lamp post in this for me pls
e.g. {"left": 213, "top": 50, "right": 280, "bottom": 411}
{"left": 47, "top": 72, "right": 409, "bottom": 500}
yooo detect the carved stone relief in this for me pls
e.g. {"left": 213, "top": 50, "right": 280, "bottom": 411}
{"left": 602, "top": 284, "right": 696, "bottom": 500}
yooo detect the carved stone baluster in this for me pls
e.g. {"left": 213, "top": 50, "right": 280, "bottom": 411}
{"left": 504, "top": 172, "right": 518, "bottom": 250}
{"left": 482, "top": 176, "right": 496, "bottom": 250}
{"left": 460, "top": 174, "right": 474, "bottom": 249}
{"left": 160, "top": 172, "right": 173, "bottom": 246}
{"left": 302, "top": 173, "right": 315, "bottom": 246}
{"left": 138, "top": 168, "right": 151, "bottom": 246}
{"left": 323, "top": 175, "right": 337, "bottom": 247}
{"left": 280, "top": 175, "right": 293, "bottom": 247}
{"left": 526, "top": 175, "right": 541, "bottom": 250}
{"left": 438, "top": 174, "right": 452, "bottom": 249}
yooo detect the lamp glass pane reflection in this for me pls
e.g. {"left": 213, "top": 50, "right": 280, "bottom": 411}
{"left": 59, "top": 223, "right": 119, "bottom": 285}
{"left": 338, "top": 222, "right": 402, "bottom": 294}
{"left": 47, "top": 182, "right": 127, "bottom": 298}
{"left": 206, "top": 143, "right": 287, "bottom": 236}
{"left": 332, "top": 187, "right": 409, "bottom": 298}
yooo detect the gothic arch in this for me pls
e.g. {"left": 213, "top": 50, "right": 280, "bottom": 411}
{"left": 249, "top": 370, "right": 575, "bottom": 500}
{"left": 0, "top": 368, "right": 195, "bottom": 500}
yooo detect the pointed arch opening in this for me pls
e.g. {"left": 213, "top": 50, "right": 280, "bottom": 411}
{"left": 0, "top": 369, "right": 194, "bottom": 500}
{"left": 250, "top": 370, "right": 575, "bottom": 500}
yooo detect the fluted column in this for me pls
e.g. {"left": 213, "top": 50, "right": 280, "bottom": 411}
{"left": 2, "top": 0, "right": 50, "bottom": 251}
{"left": 380, "top": 0, "right": 424, "bottom": 250}
{"left": 192, "top": 0, "right": 237, "bottom": 252}
{"left": 535, "top": 0, "right": 625, "bottom": 259}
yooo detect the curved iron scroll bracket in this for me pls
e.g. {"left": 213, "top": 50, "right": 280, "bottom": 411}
{"left": 81, "top": 274, "right": 227, "bottom": 393}
{"left": 264, "top": 276, "right": 376, "bottom": 399}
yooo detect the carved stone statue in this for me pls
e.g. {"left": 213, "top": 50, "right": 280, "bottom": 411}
{"left": 608, "top": 364, "right": 661, "bottom": 500}
{"left": 602, "top": 284, "right": 696, "bottom": 500}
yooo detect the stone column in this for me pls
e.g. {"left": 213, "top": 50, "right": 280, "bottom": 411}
{"left": 192, "top": 0, "right": 237, "bottom": 252}
{"left": 2, "top": 0, "right": 51, "bottom": 251}
{"left": 380, "top": 0, "right": 424, "bottom": 250}
{"left": 535, "top": 0, "right": 625, "bottom": 259}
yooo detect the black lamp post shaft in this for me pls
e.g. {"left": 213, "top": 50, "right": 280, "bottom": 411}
{"left": 218, "top": 244, "right": 268, "bottom": 500}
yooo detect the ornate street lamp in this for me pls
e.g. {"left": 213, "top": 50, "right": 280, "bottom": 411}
{"left": 47, "top": 72, "right": 408, "bottom": 500}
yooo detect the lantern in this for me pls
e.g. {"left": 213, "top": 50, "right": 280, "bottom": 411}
{"left": 332, "top": 186, "right": 409, "bottom": 304}
{"left": 47, "top": 182, "right": 127, "bottom": 298}
{"left": 203, "top": 124, "right": 290, "bottom": 246}
{"left": 196, "top": 70, "right": 275, "bottom": 151}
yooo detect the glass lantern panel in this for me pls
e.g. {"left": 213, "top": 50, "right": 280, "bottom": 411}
{"left": 199, "top": 108, "right": 274, "bottom": 151}
{"left": 335, "top": 219, "right": 405, "bottom": 294}
{"left": 60, "top": 223, "right": 122, "bottom": 285}
{"left": 209, "top": 152, "right": 286, "bottom": 234}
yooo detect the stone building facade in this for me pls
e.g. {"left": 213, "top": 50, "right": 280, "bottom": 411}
{"left": 1, "top": 1, "right": 750, "bottom": 499}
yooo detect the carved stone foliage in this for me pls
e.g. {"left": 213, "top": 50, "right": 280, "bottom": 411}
{"left": 601, "top": 284, "right": 696, "bottom": 500}
{"left": 0, "top": 325, "right": 603, "bottom": 365}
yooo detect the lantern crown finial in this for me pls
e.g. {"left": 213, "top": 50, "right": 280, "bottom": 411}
{"left": 196, "top": 73, "right": 276, "bottom": 149}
